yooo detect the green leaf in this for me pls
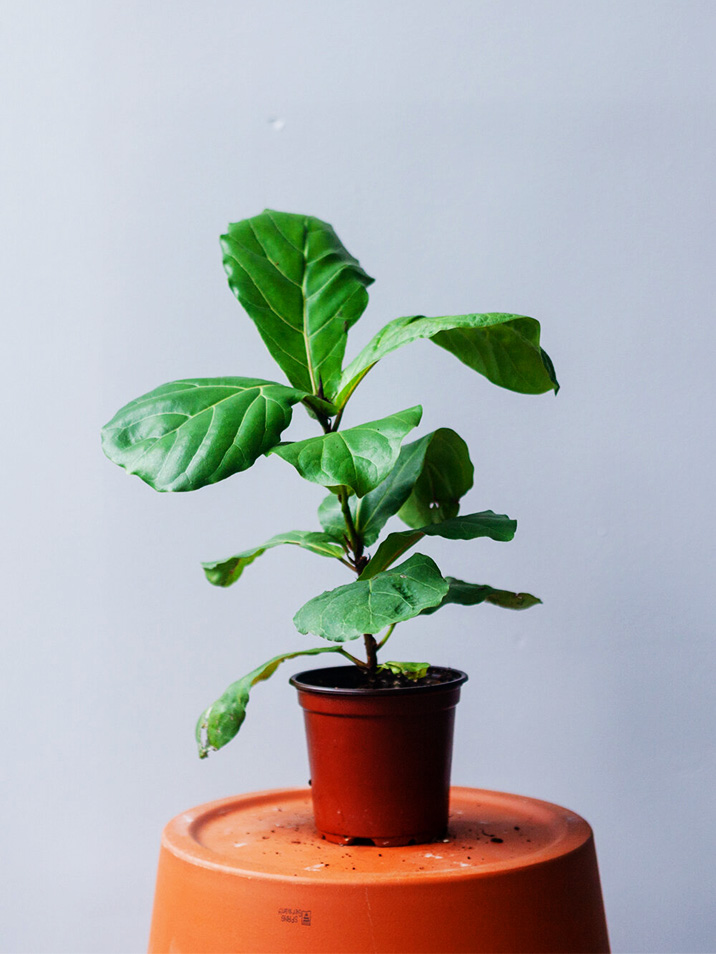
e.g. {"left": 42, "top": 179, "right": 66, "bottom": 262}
{"left": 196, "top": 645, "right": 345, "bottom": 757}
{"left": 421, "top": 578, "right": 542, "bottom": 615}
{"left": 202, "top": 531, "right": 345, "bottom": 587}
{"left": 221, "top": 210, "right": 374, "bottom": 397}
{"left": 301, "top": 394, "right": 339, "bottom": 421}
{"left": 317, "top": 494, "right": 356, "bottom": 542}
{"left": 318, "top": 429, "right": 469, "bottom": 549}
{"left": 378, "top": 661, "right": 431, "bottom": 681}
{"left": 397, "top": 428, "right": 474, "bottom": 528}
{"left": 360, "top": 511, "right": 517, "bottom": 579}
{"left": 294, "top": 553, "right": 449, "bottom": 642}
{"left": 336, "top": 313, "right": 558, "bottom": 407}
{"left": 101, "top": 377, "right": 305, "bottom": 492}
{"left": 351, "top": 429, "right": 462, "bottom": 545}
{"left": 271, "top": 406, "right": 423, "bottom": 498}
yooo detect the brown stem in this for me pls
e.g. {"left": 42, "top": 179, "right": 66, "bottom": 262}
{"left": 363, "top": 634, "right": 378, "bottom": 671}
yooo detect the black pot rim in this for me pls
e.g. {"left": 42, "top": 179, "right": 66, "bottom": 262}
{"left": 289, "top": 664, "right": 468, "bottom": 696}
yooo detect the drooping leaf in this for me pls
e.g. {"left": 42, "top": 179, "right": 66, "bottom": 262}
{"left": 421, "top": 578, "right": 542, "bottom": 615}
{"left": 293, "top": 553, "right": 449, "bottom": 642}
{"left": 202, "top": 531, "right": 345, "bottom": 587}
{"left": 360, "top": 511, "right": 517, "bottom": 579}
{"left": 101, "top": 377, "right": 306, "bottom": 492}
{"left": 271, "top": 406, "right": 423, "bottom": 497}
{"left": 378, "top": 661, "right": 431, "bottom": 681}
{"left": 397, "top": 428, "right": 474, "bottom": 528}
{"left": 336, "top": 312, "right": 558, "bottom": 408}
{"left": 196, "top": 645, "right": 345, "bottom": 757}
{"left": 221, "top": 210, "right": 374, "bottom": 397}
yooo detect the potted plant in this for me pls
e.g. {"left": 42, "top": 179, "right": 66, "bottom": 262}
{"left": 101, "top": 209, "right": 558, "bottom": 847}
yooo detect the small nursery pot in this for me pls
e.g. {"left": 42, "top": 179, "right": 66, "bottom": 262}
{"left": 290, "top": 665, "right": 468, "bottom": 847}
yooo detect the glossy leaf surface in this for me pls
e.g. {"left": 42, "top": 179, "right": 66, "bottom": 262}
{"left": 355, "top": 428, "right": 472, "bottom": 547}
{"left": 202, "top": 531, "right": 344, "bottom": 587}
{"left": 294, "top": 553, "right": 449, "bottom": 642}
{"left": 271, "top": 406, "right": 422, "bottom": 497}
{"left": 101, "top": 377, "right": 305, "bottom": 492}
{"left": 397, "top": 428, "right": 474, "bottom": 528}
{"left": 421, "top": 578, "right": 542, "bottom": 615}
{"left": 221, "top": 210, "right": 374, "bottom": 396}
{"left": 196, "top": 645, "right": 344, "bottom": 757}
{"left": 360, "top": 511, "right": 517, "bottom": 579}
{"left": 336, "top": 312, "right": 558, "bottom": 407}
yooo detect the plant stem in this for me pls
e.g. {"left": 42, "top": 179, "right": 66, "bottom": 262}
{"left": 363, "top": 634, "right": 378, "bottom": 671}
{"left": 330, "top": 406, "right": 345, "bottom": 432}
{"left": 376, "top": 623, "right": 396, "bottom": 650}
{"left": 338, "top": 486, "right": 363, "bottom": 563}
{"left": 338, "top": 648, "right": 369, "bottom": 668}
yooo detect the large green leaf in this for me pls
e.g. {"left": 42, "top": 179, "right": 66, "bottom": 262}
{"left": 271, "top": 406, "right": 423, "bottom": 497}
{"left": 294, "top": 553, "right": 449, "bottom": 642}
{"left": 336, "top": 313, "right": 559, "bottom": 407}
{"left": 196, "top": 645, "right": 345, "bottom": 757}
{"left": 316, "top": 429, "right": 475, "bottom": 556}
{"left": 316, "top": 428, "right": 473, "bottom": 548}
{"left": 396, "top": 428, "right": 474, "bottom": 528}
{"left": 421, "top": 578, "right": 542, "bottom": 615}
{"left": 202, "top": 531, "right": 345, "bottom": 587}
{"left": 315, "top": 432, "right": 425, "bottom": 547}
{"left": 221, "top": 210, "right": 374, "bottom": 397}
{"left": 101, "top": 377, "right": 306, "bottom": 492}
{"left": 360, "top": 511, "right": 517, "bottom": 579}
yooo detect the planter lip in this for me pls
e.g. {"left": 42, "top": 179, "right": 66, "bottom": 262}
{"left": 289, "top": 664, "right": 468, "bottom": 697}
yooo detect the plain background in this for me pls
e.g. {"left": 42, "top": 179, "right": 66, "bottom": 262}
{"left": 2, "top": 2, "right": 714, "bottom": 951}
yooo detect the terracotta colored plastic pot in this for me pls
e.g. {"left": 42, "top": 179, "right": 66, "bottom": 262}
{"left": 289, "top": 665, "right": 468, "bottom": 846}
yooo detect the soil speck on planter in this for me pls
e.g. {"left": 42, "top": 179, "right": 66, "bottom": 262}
{"left": 491, "top": 837, "right": 503, "bottom": 844}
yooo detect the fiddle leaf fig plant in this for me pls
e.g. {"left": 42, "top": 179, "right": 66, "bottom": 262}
{"left": 100, "top": 209, "right": 558, "bottom": 760}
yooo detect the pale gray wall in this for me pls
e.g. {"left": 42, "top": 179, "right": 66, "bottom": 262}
{"left": 2, "top": 2, "right": 714, "bottom": 951}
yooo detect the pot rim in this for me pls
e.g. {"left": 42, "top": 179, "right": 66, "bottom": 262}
{"left": 289, "top": 664, "right": 468, "bottom": 697}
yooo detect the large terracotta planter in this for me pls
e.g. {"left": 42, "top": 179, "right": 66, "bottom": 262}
{"left": 289, "top": 665, "right": 468, "bottom": 846}
{"left": 148, "top": 787, "right": 610, "bottom": 953}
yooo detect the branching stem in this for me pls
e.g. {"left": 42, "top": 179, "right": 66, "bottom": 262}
{"left": 338, "top": 647, "right": 368, "bottom": 668}
{"left": 377, "top": 623, "right": 396, "bottom": 650}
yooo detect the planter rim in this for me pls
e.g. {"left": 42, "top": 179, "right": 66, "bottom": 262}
{"left": 289, "top": 664, "right": 468, "bottom": 697}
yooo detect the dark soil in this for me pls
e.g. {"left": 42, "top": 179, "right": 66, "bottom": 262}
{"left": 291, "top": 665, "right": 467, "bottom": 694}
{"left": 358, "top": 667, "right": 457, "bottom": 690}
